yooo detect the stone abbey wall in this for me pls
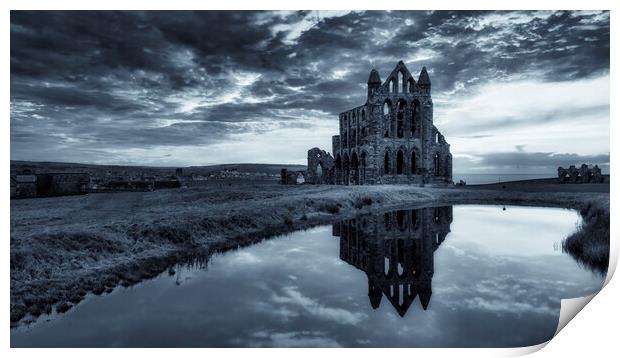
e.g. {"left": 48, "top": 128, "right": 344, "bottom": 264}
{"left": 307, "top": 61, "right": 452, "bottom": 185}
{"left": 306, "top": 147, "right": 335, "bottom": 184}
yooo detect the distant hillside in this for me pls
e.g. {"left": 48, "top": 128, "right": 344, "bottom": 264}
{"left": 10, "top": 160, "right": 172, "bottom": 177}
{"left": 10, "top": 160, "right": 306, "bottom": 177}
{"left": 187, "top": 163, "right": 306, "bottom": 176}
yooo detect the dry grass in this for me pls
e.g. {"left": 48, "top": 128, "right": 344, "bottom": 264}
{"left": 562, "top": 201, "right": 610, "bottom": 275}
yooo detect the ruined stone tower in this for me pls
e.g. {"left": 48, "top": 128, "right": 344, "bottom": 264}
{"left": 328, "top": 61, "right": 452, "bottom": 185}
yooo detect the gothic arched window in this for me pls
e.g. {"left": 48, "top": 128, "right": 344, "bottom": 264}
{"left": 384, "top": 151, "right": 390, "bottom": 174}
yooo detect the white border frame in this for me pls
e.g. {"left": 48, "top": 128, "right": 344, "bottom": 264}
{"left": 3, "top": 1, "right": 616, "bottom": 357}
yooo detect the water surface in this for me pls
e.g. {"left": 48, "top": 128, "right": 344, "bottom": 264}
{"left": 11, "top": 205, "right": 604, "bottom": 347}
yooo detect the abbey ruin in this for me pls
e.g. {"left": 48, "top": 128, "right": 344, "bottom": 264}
{"left": 557, "top": 164, "right": 604, "bottom": 184}
{"left": 334, "top": 206, "right": 452, "bottom": 316}
{"left": 307, "top": 61, "right": 452, "bottom": 185}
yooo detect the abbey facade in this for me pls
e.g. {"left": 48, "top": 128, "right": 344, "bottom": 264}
{"left": 307, "top": 61, "right": 452, "bottom": 185}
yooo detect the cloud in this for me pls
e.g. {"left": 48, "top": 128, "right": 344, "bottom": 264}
{"left": 10, "top": 10, "right": 610, "bottom": 170}
{"left": 270, "top": 10, "right": 353, "bottom": 45}
{"left": 271, "top": 286, "right": 367, "bottom": 325}
{"left": 453, "top": 151, "right": 609, "bottom": 174}
{"left": 437, "top": 74, "right": 609, "bottom": 136}
{"left": 439, "top": 73, "right": 610, "bottom": 171}
{"left": 240, "top": 330, "right": 343, "bottom": 348}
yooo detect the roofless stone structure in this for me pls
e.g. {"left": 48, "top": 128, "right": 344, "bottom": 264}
{"left": 307, "top": 61, "right": 452, "bottom": 185}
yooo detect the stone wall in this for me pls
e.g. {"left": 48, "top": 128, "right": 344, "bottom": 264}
{"left": 280, "top": 169, "right": 307, "bottom": 185}
{"left": 306, "top": 147, "right": 335, "bottom": 184}
{"left": 14, "top": 175, "right": 37, "bottom": 198}
{"left": 558, "top": 164, "right": 604, "bottom": 183}
{"left": 36, "top": 173, "right": 90, "bottom": 196}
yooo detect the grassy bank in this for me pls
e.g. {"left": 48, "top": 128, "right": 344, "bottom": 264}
{"left": 10, "top": 183, "right": 610, "bottom": 325}
{"left": 562, "top": 201, "right": 610, "bottom": 274}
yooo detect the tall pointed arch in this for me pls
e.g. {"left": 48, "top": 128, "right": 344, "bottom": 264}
{"left": 351, "top": 151, "right": 359, "bottom": 185}
{"left": 411, "top": 148, "right": 418, "bottom": 174}
{"left": 434, "top": 153, "right": 441, "bottom": 176}
{"left": 411, "top": 99, "right": 421, "bottom": 137}
{"left": 396, "top": 99, "right": 406, "bottom": 138}
{"left": 396, "top": 149, "right": 405, "bottom": 174}
{"left": 383, "top": 99, "right": 392, "bottom": 138}
{"left": 360, "top": 151, "right": 368, "bottom": 184}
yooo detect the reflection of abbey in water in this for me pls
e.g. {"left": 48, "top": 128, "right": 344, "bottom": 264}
{"left": 333, "top": 206, "right": 452, "bottom": 317}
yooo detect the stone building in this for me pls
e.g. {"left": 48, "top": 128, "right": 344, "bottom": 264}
{"left": 35, "top": 172, "right": 90, "bottom": 197}
{"left": 333, "top": 206, "right": 452, "bottom": 316}
{"left": 306, "top": 147, "right": 335, "bottom": 184}
{"left": 315, "top": 61, "right": 452, "bottom": 185}
{"left": 13, "top": 173, "right": 37, "bottom": 198}
{"left": 10, "top": 170, "right": 90, "bottom": 199}
{"left": 557, "top": 164, "right": 604, "bottom": 183}
{"left": 280, "top": 168, "right": 306, "bottom": 185}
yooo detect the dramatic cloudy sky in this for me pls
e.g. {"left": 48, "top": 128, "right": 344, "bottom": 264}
{"left": 10, "top": 10, "right": 610, "bottom": 173}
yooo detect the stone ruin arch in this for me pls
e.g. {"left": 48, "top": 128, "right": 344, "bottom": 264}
{"left": 557, "top": 164, "right": 604, "bottom": 184}
{"left": 307, "top": 147, "right": 335, "bottom": 184}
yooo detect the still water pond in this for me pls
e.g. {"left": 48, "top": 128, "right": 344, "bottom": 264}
{"left": 11, "top": 205, "right": 604, "bottom": 348}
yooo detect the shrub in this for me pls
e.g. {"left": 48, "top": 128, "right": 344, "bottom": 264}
{"left": 354, "top": 196, "right": 373, "bottom": 209}
{"left": 319, "top": 203, "right": 340, "bottom": 214}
